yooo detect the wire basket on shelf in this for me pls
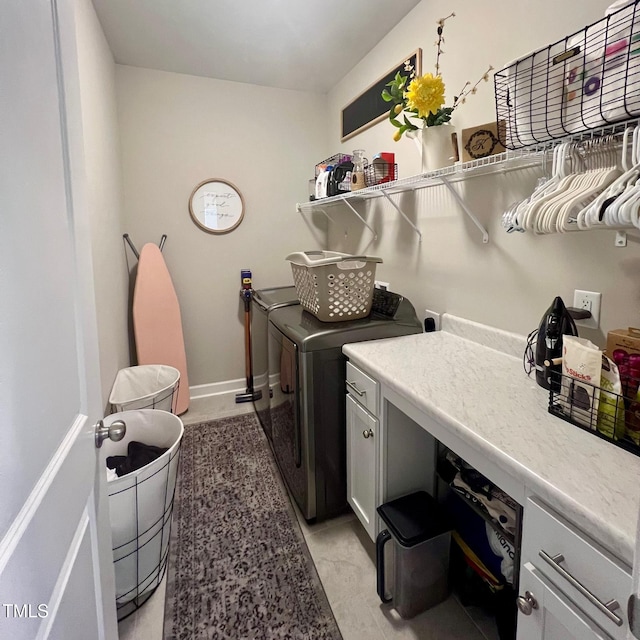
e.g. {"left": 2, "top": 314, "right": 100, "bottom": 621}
{"left": 548, "top": 369, "right": 640, "bottom": 457}
{"left": 494, "top": 0, "right": 640, "bottom": 149}
{"left": 286, "top": 251, "right": 382, "bottom": 322}
{"left": 365, "top": 163, "right": 398, "bottom": 187}
{"left": 315, "top": 153, "right": 353, "bottom": 177}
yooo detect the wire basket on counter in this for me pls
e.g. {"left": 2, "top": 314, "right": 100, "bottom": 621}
{"left": 494, "top": 0, "right": 640, "bottom": 149}
{"left": 548, "top": 369, "right": 640, "bottom": 457}
{"left": 286, "top": 251, "right": 382, "bottom": 322}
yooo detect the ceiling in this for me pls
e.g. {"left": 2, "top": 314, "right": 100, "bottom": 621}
{"left": 91, "top": 0, "right": 421, "bottom": 93}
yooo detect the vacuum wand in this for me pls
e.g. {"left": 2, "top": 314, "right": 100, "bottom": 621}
{"left": 235, "top": 269, "right": 262, "bottom": 404}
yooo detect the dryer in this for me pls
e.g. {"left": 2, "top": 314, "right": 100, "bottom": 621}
{"left": 268, "top": 291, "right": 422, "bottom": 522}
{"left": 251, "top": 286, "right": 298, "bottom": 440}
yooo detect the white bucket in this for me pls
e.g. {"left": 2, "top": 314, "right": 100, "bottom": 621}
{"left": 109, "top": 365, "right": 180, "bottom": 413}
{"left": 102, "top": 410, "right": 183, "bottom": 616}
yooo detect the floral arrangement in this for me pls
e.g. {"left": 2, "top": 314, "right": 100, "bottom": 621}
{"left": 382, "top": 13, "right": 493, "bottom": 141}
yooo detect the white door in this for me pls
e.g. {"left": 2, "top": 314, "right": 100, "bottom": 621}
{"left": 0, "top": 1, "right": 118, "bottom": 639}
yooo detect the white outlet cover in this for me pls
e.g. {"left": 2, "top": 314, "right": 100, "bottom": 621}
{"left": 573, "top": 290, "right": 601, "bottom": 329}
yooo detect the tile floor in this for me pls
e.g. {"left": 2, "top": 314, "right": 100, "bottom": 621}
{"left": 118, "top": 399, "right": 499, "bottom": 640}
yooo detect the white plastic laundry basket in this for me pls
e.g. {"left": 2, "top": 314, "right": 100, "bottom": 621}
{"left": 109, "top": 365, "right": 180, "bottom": 413}
{"left": 286, "top": 251, "right": 382, "bottom": 322}
{"left": 103, "top": 410, "right": 183, "bottom": 620}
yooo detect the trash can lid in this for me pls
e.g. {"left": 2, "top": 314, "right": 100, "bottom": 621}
{"left": 377, "top": 491, "right": 452, "bottom": 547}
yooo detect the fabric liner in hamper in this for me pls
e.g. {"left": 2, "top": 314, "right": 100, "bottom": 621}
{"left": 286, "top": 251, "right": 382, "bottom": 322}
{"left": 102, "top": 409, "right": 183, "bottom": 620}
{"left": 109, "top": 364, "right": 180, "bottom": 413}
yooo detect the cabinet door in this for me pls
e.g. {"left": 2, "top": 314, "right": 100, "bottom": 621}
{"left": 346, "top": 395, "right": 377, "bottom": 541}
{"left": 517, "top": 563, "right": 610, "bottom": 640}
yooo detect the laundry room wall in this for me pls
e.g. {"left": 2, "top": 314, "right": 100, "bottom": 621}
{"left": 115, "top": 66, "right": 328, "bottom": 390}
{"left": 74, "top": 0, "right": 130, "bottom": 409}
{"left": 324, "top": 0, "right": 640, "bottom": 342}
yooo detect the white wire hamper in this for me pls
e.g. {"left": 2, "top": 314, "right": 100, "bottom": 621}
{"left": 286, "top": 251, "right": 382, "bottom": 322}
{"left": 103, "top": 410, "right": 183, "bottom": 621}
{"left": 109, "top": 365, "right": 180, "bottom": 413}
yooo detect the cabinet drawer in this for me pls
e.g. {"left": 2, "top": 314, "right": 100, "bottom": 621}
{"left": 346, "top": 361, "right": 379, "bottom": 415}
{"left": 521, "top": 497, "right": 631, "bottom": 639}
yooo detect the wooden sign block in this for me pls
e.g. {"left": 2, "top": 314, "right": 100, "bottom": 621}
{"left": 460, "top": 122, "right": 506, "bottom": 162}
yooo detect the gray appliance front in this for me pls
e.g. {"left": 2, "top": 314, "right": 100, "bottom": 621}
{"left": 269, "top": 324, "right": 312, "bottom": 518}
{"left": 251, "top": 286, "right": 298, "bottom": 440}
{"left": 269, "top": 322, "right": 348, "bottom": 521}
{"left": 268, "top": 297, "right": 423, "bottom": 523}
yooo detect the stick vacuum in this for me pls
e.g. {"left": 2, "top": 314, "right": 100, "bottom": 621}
{"left": 235, "top": 269, "right": 262, "bottom": 403}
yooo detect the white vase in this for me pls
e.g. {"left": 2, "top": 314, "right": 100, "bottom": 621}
{"left": 408, "top": 124, "right": 456, "bottom": 173}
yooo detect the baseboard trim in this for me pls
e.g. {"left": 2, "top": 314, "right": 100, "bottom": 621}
{"left": 189, "top": 378, "right": 247, "bottom": 401}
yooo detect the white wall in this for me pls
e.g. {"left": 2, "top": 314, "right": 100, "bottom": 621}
{"left": 74, "top": 0, "right": 129, "bottom": 410}
{"left": 325, "top": 0, "right": 640, "bottom": 344}
{"left": 115, "top": 66, "right": 328, "bottom": 387}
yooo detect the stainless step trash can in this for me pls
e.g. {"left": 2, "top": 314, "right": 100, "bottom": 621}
{"left": 376, "top": 491, "right": 452, "bottom": 619}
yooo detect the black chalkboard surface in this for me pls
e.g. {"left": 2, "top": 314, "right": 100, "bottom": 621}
{"left": 341, "top": 49, "right": 421, "bottom": 142}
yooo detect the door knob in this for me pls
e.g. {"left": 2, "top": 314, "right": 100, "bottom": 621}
{"left": 516, "top": 591, "right": 538, "bottom": 616}
{"left": 95, "top": 419, "right": 126, "bottom": 448}
{"left": 362, "top": 429, "right": 374, "bottom": 439}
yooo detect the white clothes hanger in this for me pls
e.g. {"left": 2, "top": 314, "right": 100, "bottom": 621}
{"left": 554, "top": 137, "right": 620, "bottom": 232}
{"left": 598, "top": 127, "right": 640, "bottom": 227}
{"left": 501, "top": 144, "right": 561, "bottom": 233}
{"left": 519, "top": 143, "right": 580, "bottom": 231}
{"left": 523, "top": 143, "right": 592, "bottom": 233}
{"left": 533, "top": 138, "right": 619, "bottom": 233}
{"left": 579, "top": 127, "right": 639, "bottom": 229}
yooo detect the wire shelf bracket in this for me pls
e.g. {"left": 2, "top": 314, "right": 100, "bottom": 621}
{"left": 380, "top": 190, "right": 422, "bottom": 241}
{"left": 340, "top": 196, "right": 377, "bottom": 241}
{"left": 439, "top": 175, "right": 489, "bottom": 244}
{"left": 297, "top": 198, "right": 378, "bottom": 241}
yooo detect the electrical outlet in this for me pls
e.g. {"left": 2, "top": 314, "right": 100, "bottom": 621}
{"left": 573, "top": 290, "right": 601, "bottom": 329}
{"left": 375, "top": 281, "right": 389, "bottom": 291}
{"left": 424, "top": 309, "right": 441, "bottom": 332}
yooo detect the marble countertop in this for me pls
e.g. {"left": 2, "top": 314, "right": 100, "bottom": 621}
{"left": 343, "top": 314, "right": 640, "bottom": 566}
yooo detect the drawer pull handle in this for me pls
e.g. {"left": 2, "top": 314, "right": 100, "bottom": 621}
{"left": 539, "top": 550, "right": 623, "bottom": 627}
{"left": 346, "top": 380, "right": 366, "bottom": 397}
{"left": 363, "top": 429, "right": 374, "bottom": 439}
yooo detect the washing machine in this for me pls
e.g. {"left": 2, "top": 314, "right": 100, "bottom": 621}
{"left": 251, "top": 286, "right": 299, "bottom": 440}
{"left": 268, "top": 290, "right": 423, "bottom": 522}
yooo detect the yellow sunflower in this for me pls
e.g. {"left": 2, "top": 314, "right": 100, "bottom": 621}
{"left": 404, "top": 73, "right": 445, "bottom": 119}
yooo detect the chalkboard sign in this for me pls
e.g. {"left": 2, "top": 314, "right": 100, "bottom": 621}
{"left": 341, "top": 49, "right": 422, "bottom": 142}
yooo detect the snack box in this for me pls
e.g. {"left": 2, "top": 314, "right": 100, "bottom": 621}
{"left": 606, "top": 328, "right": 640, "bottom": 358}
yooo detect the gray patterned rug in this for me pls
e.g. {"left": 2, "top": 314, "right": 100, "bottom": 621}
{"left": 163, "top": 412, "right": 342, "bottom": 640}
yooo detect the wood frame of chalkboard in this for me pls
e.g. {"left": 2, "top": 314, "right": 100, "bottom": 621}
{"left": 341, "top": 49, "right": 422, "bottom": 142}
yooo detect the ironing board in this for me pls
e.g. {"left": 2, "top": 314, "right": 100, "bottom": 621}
{"left": 133, "top": 243, "right": 190, "bottom": 414}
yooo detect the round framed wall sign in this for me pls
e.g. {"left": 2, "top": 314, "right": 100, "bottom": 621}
{"left": 188, "top": 178, "right": 245, "bottom": 234}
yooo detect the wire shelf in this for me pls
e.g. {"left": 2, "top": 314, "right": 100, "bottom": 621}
{"left": 298, "top": 148, "right": 545, "bottom": 213}
{"left": 495, "top": 0, "right": 640, "bottom": 149}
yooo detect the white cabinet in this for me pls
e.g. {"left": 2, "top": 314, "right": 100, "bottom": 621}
{"left": 346, "top": 395, "right": 377, "bottom": 540}
{"left": 345, "top": 360, "right": 440, "bottom": 542}
{"left": 517, "top": 563, "right": 611, "bottom": 640}
{"left": 346, "top": 361, "right": 380, "bottom": 541}
{"left": 518, "top": 497, "right": 631, "bottom": 639}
